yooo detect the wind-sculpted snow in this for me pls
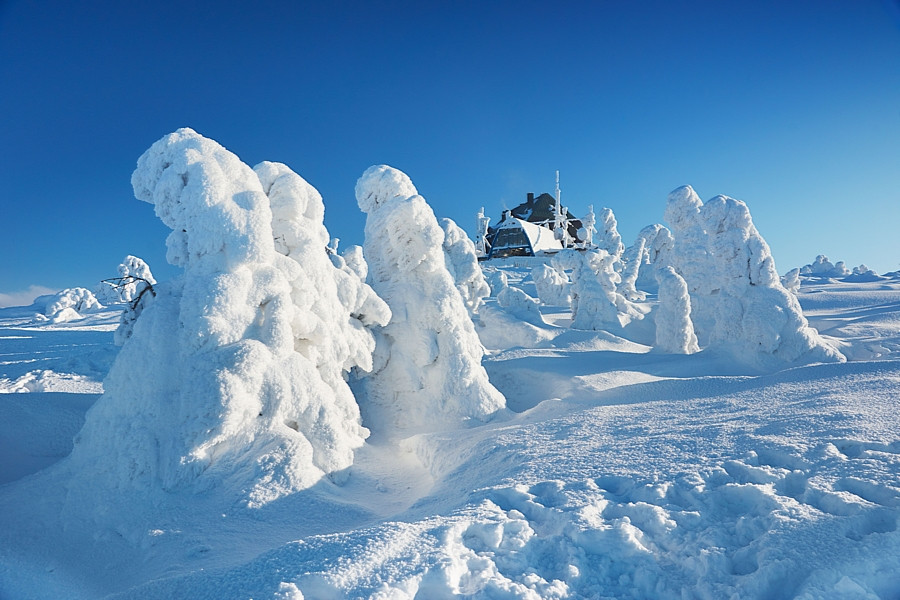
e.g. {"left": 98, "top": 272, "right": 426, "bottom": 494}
{"left": 665, "top": 186, "right": 843, "bottom": 366}
{"left": 63, "top": 129, "right": 378, "bottom": 514}
{"left": 355, "top": 165, "right": 506, "bottom": 435}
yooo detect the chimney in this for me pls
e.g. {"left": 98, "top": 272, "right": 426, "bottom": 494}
{"left": 527, "top": 192, "right": 534, "bottom": 204}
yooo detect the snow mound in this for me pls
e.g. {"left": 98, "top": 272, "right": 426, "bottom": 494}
{"left": 33, "top": 288, "right": 103, "bottom": 323}
{"left": 355, "top": 165, "right": 506, "bottom": 435}
{"left": 666, "top": 186, "right": 843, "bottom": 366}
{"left": 497, "top": 285, "right": 545, "bottom": 326}
{"left": 64, "top": 128, "right": 376, "bottom": 513}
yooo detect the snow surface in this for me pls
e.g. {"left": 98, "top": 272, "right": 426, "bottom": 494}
{"left": 2, "top": 267, "right": 899, "bottom": 599}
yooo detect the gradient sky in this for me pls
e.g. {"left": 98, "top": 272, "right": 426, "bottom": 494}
{"left": 1, "top": 0, "right": 899, "bottom": 303}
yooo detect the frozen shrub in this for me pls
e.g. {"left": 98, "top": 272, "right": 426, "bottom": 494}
{"left": 355, "top": 165, "right": 505, "bottom": 435}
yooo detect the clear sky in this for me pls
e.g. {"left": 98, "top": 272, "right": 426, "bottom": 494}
{"left": 1, "top": 0, "right": 899, "bottom": 304}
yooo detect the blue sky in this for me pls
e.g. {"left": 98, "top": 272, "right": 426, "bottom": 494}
{"left": 1, "top": 0, "right": 899, "bottom": 303}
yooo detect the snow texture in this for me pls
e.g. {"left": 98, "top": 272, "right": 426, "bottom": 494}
{"left": 665, "top": 185, "right": 843, "bottom": 366}
{"left": 531, "top": 263, "right": 572, "bottom": 307}
{"left": 65, "top": 128, "right": 376, "bottom": 514}
{"left": 355, "top": 165, "right": 506, "bottom": 435}
{"left": 655, "top": 266, "right": 699, "bottom": 354}
{"left": 440, "top": 217, "right": 491, "bottom": 314}
{"left": 341, "top": 245, "right": 368, "bottom": 280}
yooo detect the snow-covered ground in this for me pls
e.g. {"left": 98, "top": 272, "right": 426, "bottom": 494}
{"left": 1, "top": 271, "right": 899, "bottom": 599}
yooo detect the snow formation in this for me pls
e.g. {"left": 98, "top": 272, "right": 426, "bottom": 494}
{"left": 655, "top": 266, "right": 699, "bottom": 354}
{"left": 65, "top": 128, "right": 378, "bottom": 512}
{"left": 800, "top": 254, "right": 851, "bottom": 278}
{"left": 552, "top": 249, "right": 640, "bottom": 330}
{"left": 594, "top": 206, "right": 624, "bottom": 259}
{"left": 33, "top": 287, "right": 102, "bottom": 323}
{"left": 497, "top": 285, "right": 545, "bottom": 326}
{"left": 440, "top": 217, "right": 491, "bottom": 314}
{"left": 531, "top": 263, "right": 572, "bottom": 306}
{"left": 354, "top": 165, "right": 506, "bottom": 435}
{"left": 665, "top": 186, "right": 843, "bottom": 365}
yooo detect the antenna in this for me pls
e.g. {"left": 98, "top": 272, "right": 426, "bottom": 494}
{"left": 554, "top": 170, "right": 561, "bottom": 216}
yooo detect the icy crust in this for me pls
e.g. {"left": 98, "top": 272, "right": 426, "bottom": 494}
{"left": 355, "top": 165, "right": 506, "bottom": 435}
{"left": 665, "top": 186, "right": 843, "bottom": 366}
{"left": 440, "top": 217, "right": 490, "bottom": 315}
{"left": 65, "top": 129, "right": 373, "bottom": 510}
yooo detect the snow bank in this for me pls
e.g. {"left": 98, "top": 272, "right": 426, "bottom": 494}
{"left": 666, "top": 186, "right": 843, "bottom": 365}
{"left": 440, "top": 217, "right": 491, "bottom": 314}
{"left": 655, "top": 266, "right": 699, "bottom": 354}
{"left": 355, "top": 165, "right": 506, "bottom": 435}
{"left": 64, "top": 128, "right": 375, "bottom": 513}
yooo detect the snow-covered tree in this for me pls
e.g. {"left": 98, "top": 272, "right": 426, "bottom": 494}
{"left": 65, "top": 129, "right": 377, "bottom": 512}
{"left": 552, "top": 249, "right": 622, "bottom": 330}
{"left": 595, "top": 207, "right": 624, "bottom": 260}
{"left": 440, "top": 217, "right": 490, "bottom": 315}
{"left": 341, "top": 245, "right": 368, "bottom": 280}
{"left": 655, "top": 266, "right": 699, "bottom": 354}
{"left": 633, "top": 224, "right": 675, "bottom": 293}
{"left": 33, "top": 287, "right": 102, "bottom": 323}
{"left": 254, "top": 160, "right": 391, "bottom": 479}
{"left": 354, "top": 165, "right": 506, "bottom": 435}
{"left": 531, "top": 263, "right": 572, "bottom": 306}
{"left": 618, "top": 236, "right": 646, "bottom": 301}
{"left": 666, "top": 186, "right": 843, "bottom": 365}
{"left": 96, "top": 256, "right": 156, "bottom": 305}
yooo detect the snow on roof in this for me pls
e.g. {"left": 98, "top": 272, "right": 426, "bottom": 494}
{"left": 495, "top": 217, "right": 563, "bottom": 254}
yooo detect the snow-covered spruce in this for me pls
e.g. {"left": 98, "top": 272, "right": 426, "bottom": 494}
{"left": 355, "top": 165, "right": 505, "bottom": 435}
{"left": 440, "top": 217, "right": 491, "bottom": 315}
{"left": 800, "top": 254, "right": 851, "bottom": 278}
{"left": 65, "top": 128, "right": 374, "bottom": 511}
{"left": 594, "top": 206, "right": 624, "bottom": 259}
{"left": 531, "top": 263, "right": 572, "bottom": 307}
{"left": 666, "top": 185, "right": 844, "bottom": 365}
{"left": 552, "top": 249, "right": 641, "bottom": 330}
{"left": 633, "top": 223, "right": 675, "bottom": 293}
{"left": 655, "top": 266, "right": 699, "bottom": 354}
{"left": 618, "top": 236, "right": 646, "bottom": 301}
{"left": 254, "top": 160, "right": 391, "bottom": 485}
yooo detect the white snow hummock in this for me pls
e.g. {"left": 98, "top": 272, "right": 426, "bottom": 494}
{"left": 33, "top": 287, "right": 103, "bottom": 323}
{"left": 63, "top": 128, "right": 377, "bottom": 512}
{"left": 440, "top": 217, "right": 491, "bottom": 315}
{"left": 665, "top": 186, "right": 844, "bottom": 366}
{"left": 354, "top": 165, "right": 506, "bottom": 435}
